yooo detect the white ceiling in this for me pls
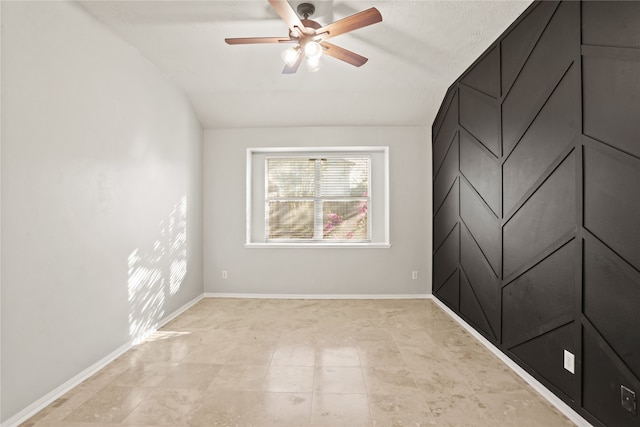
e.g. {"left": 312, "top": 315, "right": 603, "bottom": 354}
{"left": 79, "top": 0, "right": 532, "bottom": 129}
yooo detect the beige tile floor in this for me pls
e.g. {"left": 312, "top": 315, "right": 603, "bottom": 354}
{"left": 21, "top": 298, "right": 576, "bottom": 427}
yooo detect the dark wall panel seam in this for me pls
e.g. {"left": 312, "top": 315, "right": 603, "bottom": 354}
{"left": 460, "top": 219, "right": 500, "bottom": 280}
{"left": 460, "top": 173, "right": 500, "bottom": 220}
{"left": 432, "top": 221, "right": 459, "bottom": 257}
{"left": 460, "top": 266, "right": 498, "bottom": 340}
{"left": 574, "top": 127, "right": 584, "bottom": 410}
{"left": 583, "top": 133, "right": 640, "bottom": 164}
{"left": 581, "top": 45, "right": 640, "bottom": 61}
{"left": 502, "top": 60, "right": 575, "bottom": 160}
{"left": 574, "top": 5, "right": 584, "bottom": 401}
{"left": 432, "top": 130, "right": 459, "bottom": 180}
{"left": 502, "top": 61, "right": 576, "bottom": 164}
{"left": 503, "top": 232, "right": 576, "bottom": 285}
{"left": 503, "top": 145, "right": 576, "bottom": 223}
{"left": 503, "top": 316, "right": 574, "bottom": 351}
{"left": 458, "top": 123, "right": 500, "bottom": 162}
{"left": 582, "top": 316, "right": 640, "bottom": 385}
{"left": 432, "top": 89, "right": 455, "bottom": 136}
{"left": 433, "top": 222, "right": 460, "bottom": 256}
{"left": 460, "top": 126, "right": 500, "bottom": 161}
{"left": 499, "top": 35, "right": 504, "bottom": 100}
{"left": 432, "top": 88, "right": 458, "bottom": 143}
{"left": 501, "top": 1, "right": 562, "bottom": 101}
{"left": 459, "top": 80, "right": 499, "bottom": 101}
{"left": 434, "top": 267, "right": 459, "bottom": 294}
{"left": 583, "top": 229, "right": 640, "bottom": 279}
{"left": 453, "top": 1, "right": 542, "bottom": 95}
{"left": 433, "top": 177, "right": 458, "bottom": 219}
{"left": 502, "top": 237, "right": 576, "bottom": 288}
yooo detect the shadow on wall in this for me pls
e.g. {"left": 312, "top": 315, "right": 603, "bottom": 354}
{"left": 127, "top": 195, "right": 188, "bottom": 344}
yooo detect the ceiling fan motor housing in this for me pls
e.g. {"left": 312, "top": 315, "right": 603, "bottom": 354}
{"left": 297, "top": 3, "right": 315, "bottom": 19}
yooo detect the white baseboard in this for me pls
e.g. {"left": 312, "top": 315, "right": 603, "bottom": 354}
{"left": 427, "top": 295, "right": 593, "bottom": 427}
{"left": 1, "top": 293, "right": 204, "bottom": 427}
{"left": 203, "top": 293, "right": 431, "bottom": 300}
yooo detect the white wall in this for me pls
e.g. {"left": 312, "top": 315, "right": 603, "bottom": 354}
{"left": 204, "top": 127, "right": 431, "bottom": 295}
{"left": 1, "top": 2, "right": 203, "bottom": 421}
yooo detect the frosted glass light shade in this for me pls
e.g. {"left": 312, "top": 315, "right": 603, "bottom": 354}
{"left": 281, "top": 47, "right": 300, "bottom": 66}
{"left": 304, "top": 41, "right": 322, "bottom": 61}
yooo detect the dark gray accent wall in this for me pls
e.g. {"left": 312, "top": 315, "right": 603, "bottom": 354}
{"left": 431, "top": 2, "right": 640, "bottom": 426}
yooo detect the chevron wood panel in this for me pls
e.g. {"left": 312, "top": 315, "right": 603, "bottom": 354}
{"left": 501, "top": 0, "right": 578, "bottom": 156}
{"left": 502, "top": 64, "right": 579, "bottom": 216}
{"left": 461, "top": 46, "right": 500, "bottom": 99}
{"left": 460, "top": 267, "right": 496, "bottom": 341}
{"left": 502, "top": 240, "right": 575, "bottom": 349}
{"left": 583, "top": 54, "right": 640, "bottom": 159}
{"left": 431, "top": 2, "right": 640, "bottom": 426}
{"left": 584, "top": 235, "right": 640, "bottom": 380}
{"left": 460, "top": 130, "right": 501, "bottom": 216}
{"left": 460, "top": 224, "right": 500, "bottom": 341}
{"left": 433, "top": 224, "right": 459, "bottom": 292}
{"left": 500, "top": 1, "right": 559, "bottom": 96}
{"left": 432, "top": 137, "right": 459, "bottom": 214}
{"left": 460, "top": 179, "right": 501, "bottom": 276}
{"left": 432, "top": 91, "right": 458, "bottom": 178}
{"left": 584, "top": 145, "right": 640, "bottom": 270}
{"left": 459, "top": 85, "right": 500, "bottom": 157}
{"left": 433, "top": 180, "right": 459, "bottom": 251}
{"left": 502, "top": 152, "right": 576, "bottom": 278}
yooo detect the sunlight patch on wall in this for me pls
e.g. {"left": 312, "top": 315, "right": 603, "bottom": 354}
{"left": 128, "top": 247, "right": 166, "bottom": 343}
{"left": 127, "top": 195, "right": 188, "bottom": 343}
{"left": 167, "top": 196, "right": 187, "bottom": 295}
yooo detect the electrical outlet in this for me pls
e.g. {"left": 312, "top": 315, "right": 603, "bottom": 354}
{"left": 621, "top": 385, "right": 637, "bottom": 415}
{"left": 563, "top": 350, "right": 575, "bottom": 374}
{"left": 412, "top": 271, "right": 418, "bottom": 280}
{"left": 222, "top": 270, "right": 228, "bottom": 279}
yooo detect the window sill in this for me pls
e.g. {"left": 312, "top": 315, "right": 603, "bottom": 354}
{"left": 244, "top": 243, "right": 392, "bottom": 249}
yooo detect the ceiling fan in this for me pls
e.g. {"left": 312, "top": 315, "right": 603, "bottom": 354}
{"left": 225, "top": 0, "right": 382, "bottom": 74}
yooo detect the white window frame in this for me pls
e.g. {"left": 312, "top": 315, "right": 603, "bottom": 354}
{"left": 246, "top": 146, "right": 390, "bottom": 248}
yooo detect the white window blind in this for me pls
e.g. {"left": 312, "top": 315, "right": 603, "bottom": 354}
{"left": 266, "top": 157, "right": 370, "bottom": 241}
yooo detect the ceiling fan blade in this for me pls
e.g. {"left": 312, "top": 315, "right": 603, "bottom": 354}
{"left": 316, "top": 7, "right": 382, "bottom": 40}
{"left": 282, "top": 51, "right": 304, "bottom": 74}
{"left": 225, "top": 37, "right": 292, "bottom": 45}
{"left": 321, "top": 42, "right": 368, "bottom": 67}
{"left": 268, "top": 0, "right": 304, "bottom": 34}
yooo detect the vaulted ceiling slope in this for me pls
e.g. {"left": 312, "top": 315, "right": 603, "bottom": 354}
{"left": 79, "top": 1, "right": 532, "bottom": 129}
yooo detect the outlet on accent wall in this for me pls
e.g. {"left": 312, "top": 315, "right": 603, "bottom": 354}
{"left": 412, "top": 271, "right": 418, "bottom": 280}
{"left": 563, "top": 350, "right": 575, "bottom": 374}
{"left": 222, "top": 270, "right": 228, "bottom": 279}
{"left": 621, "top": 385, "right": 637, "bottom": 415}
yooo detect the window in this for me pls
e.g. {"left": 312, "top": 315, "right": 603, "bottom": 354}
{"left": 247, "top": 147, "right": 390, "bottom": 248}
{"left": 266, "top": 157, "right": 370, "bottom": 241}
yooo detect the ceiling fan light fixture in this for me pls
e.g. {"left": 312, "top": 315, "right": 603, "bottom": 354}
{"left": 307, "top": 57, "right": 321, "bottom": 72}
{"left": 281, "top": 46, "right": 300, "bottom": 66}
{"left": 303, "top": 41, "right": 323, "bottom": 61}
